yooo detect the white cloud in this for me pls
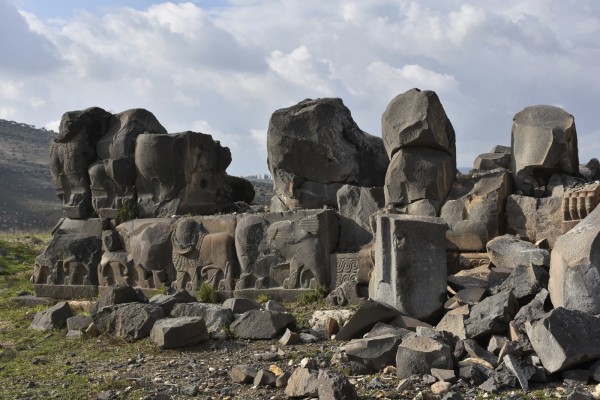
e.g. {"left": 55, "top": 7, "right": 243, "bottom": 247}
{"left": 1, "top": 0, "right": 599, "bottom": 174}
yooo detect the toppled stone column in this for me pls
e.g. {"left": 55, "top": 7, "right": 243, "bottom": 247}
{"left": 511, "top": 105, "right": 579, "bottom": 196}
{"left": 381, "top": 88, "right": 457, "bottom": 215}
{"left": 267, "top": 98, "right": 389, "bottom": 211}
{"left": 369, "top": 213, "right": 448, "bottom": 322}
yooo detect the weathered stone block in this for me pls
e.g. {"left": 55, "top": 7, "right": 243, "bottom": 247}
{"left": 369, "top": 213, "right": 447, "bottom": 322}
{"left": 150, "top": 316, "right": 208, "bottom": 348}
{"left": 336, "top": 185, "right": 384, "bottom": 251}
{"left": 267, "top": 97, "right": 388, "bottom": 210}
{"left": 528, "top": 307, "right": 600, "bottom": 373}
{"left": 511, "top": 105, "right": 579, "bottom": 195}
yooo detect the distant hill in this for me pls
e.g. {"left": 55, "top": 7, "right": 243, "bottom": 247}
{"left": 0, "top": 119, "right": 62, "bottom": 232}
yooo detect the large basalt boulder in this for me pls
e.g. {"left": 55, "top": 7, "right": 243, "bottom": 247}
{"left": 528, "top": 307, "right": 600, "bottom": 373}
{"left": 369, "top": 214, "right": 447, "bottom": 322}
{"left": 267, "top": 98, "right": 388, "bottom": 211}
{"left": 511, "top": 105, "right": 579, "bottom": 196}
{"left": 235, "top": 210, "right": 338, "bottom": 290}
{"left": 384, "top": 147, "right": 455, "bottom": 214}
{"left": 33, "top": 218, "right": 103, "bottom": 286}
{"left": 50, "top": 107, "right": 113, "bottom": 218}
{"left": 382, "top": 88, "right": 456, "bottom": 158}
{"left": 381, "top": 88, "right": 456, "bottom": 214}
{"left": 549, "top": 205, "right": 600, "bottom": 314}
{"left": 90, "top": 108, "right": 167, "bottom": 218}
{"left": 171, "top": 303, "right": 234, "bottom": 333}
{"left": 135, "top": 131, "right": 234, "bottom": 217}
{"left": 441, "top": 169, "right": 511, "bottom": 251}
{"left": 336, "top": 185, "right": 384, "bottom": 251}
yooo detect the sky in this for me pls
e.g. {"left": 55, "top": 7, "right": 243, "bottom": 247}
{"left": 1, "top": 0, "right": 600, "bottom": 176}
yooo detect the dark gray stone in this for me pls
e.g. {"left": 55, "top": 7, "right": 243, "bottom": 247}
{"left": 91, "top": 284, "right": 138, "bottom": 315}
{"left": 253, "top": 369, "right": 277, "bottom": 387}
{"left": 171, "top": 302, "right": 233, "bottom": 333}
{"left": 465, "top": 291, "right": 519, "bottom": 339}
{"left": 370, "top": 214, "right": 448, "bottom": 323}
{"left": 395, "top": 336, "right": 453, "bottom": 379}
{"left": 29, "top": 301, "right": 73, "bottom": 331}
{"left": 229, "top": 365, "right": 257, "bottom": 384}
{"left": 230, "top": 310, "right": 294, "bottom": 339}
{"left": 503, "top": 354, "right": 536, "bottom": 392}
{"left": 222, "top": 297, "right": 261, "bottom": 314}
{"left": 150, "top": 316, "right": 208, "bottom": 348}
{"left": 562, "top": 369, "right": 589, "bottom": 386}
{"left": 149, "top": 289, "right": 197, "bottom": 316}
{"left": 528, "top": 307, "right": 600, "bottom": 373}
{"left": 317, "top": 369, "right": 359, "bottom": 400}
{"left": 441, "top": 169, "right": 511, "bottom": 252}
{"left": 463, "top": 339, "right": 498, "bottom": 368}
{"left": 511, "top": 105, "right": 579, "bottom": 195}
{"left": 267, "top": 97, "right": 388, "bottom": 211}
{"left": 284, "top": 367, "right": 319, "bottom": 398}
{"left": 113, "top": 303, "right": 164, "bottom": 341}
{"left": 495, "top": 264, "right": 549, "bottom": 305}
{"left": 341, "top": 332, "right": 412, "bottom": 372}
{"left": 486, "top": 234, "right": 550, "bottom": 270}
{"left": 66, "top": 315, "right": 93, "bottom": 332}
{"left": 335, "top": 299, "right": 401, "bottom": 341}
{"left": 473, "top": 153, "right": 511, "bottom": 171}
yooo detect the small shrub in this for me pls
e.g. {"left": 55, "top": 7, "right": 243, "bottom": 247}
{"left": 256, "top": 293, "right": 271, "bottom": 305}
{"left": 197, "top": 282, "right": 219, "bottom": 303}
{"left": 116, "top": 201, "right": 138, "bottom": 225}
{"left": 298, "top": 284, "right": 328, "bottom": 306}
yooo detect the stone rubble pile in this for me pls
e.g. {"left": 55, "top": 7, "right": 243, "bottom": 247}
{"left": 26, "top": 87, "right": 600, "bottom": 398}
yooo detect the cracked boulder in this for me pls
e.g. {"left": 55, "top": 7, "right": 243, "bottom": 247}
{"left": 267, "top": 98, "right": 388, "bottom": 211}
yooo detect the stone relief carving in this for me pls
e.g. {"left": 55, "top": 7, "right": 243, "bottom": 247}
{"left": 171, "top": 217, "right": 238, "bottom": 292}
{"left": 562, "top": 182, "right": 600, "bottom": 233}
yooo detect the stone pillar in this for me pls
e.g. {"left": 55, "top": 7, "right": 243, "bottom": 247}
{"left": 369, "top": 213, "right": 447, "bottom": 322}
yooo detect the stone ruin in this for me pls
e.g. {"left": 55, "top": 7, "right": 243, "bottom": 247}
{"left": 29, "top": 88, "right": 600, "bottom": 393}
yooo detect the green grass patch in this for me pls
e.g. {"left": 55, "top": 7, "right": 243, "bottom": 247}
{"left": 0, "top": 232, "right": 50, "bottom": 275}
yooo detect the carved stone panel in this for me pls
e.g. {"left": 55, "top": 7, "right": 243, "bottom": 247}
{"left": 329, "top": 253, "right": 359, "bottom": 290}
{"left": 562, "top": 182, "right": 600, "bottom": 233}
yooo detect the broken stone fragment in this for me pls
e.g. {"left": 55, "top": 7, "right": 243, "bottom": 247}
{"left": 29, "top": 301, "right": 74, "bottom": 331}
{"left": 341, "top": 332, "right": 412, "bottom": 372}
{"left": 528, "top": 307, "right": 600, "bottom": 373}
{"left": 486, "top": 234, "right": 550, "bottom": 270}
{"left": 317, "top": 369, "right": 359, "bottom": 400}
{"left": 150, "top": 316, "right": 208, "bottom": 349}
{"left": 229, "top": 365, "right": 257, "bottom": 384}
{"left": 230, "top": 310, "right": 295, "bottom": 340}
{"left": 395, "top": 335, "right": 453, "bottom": 379}
{"left": 284, "top": 367, "right": 319, "bottom": 398}
{"left": 464, "top": 291, "right": 519, "bottom": 339}
{"left": 170, "top": 303, "right": 233, "bottom": 334}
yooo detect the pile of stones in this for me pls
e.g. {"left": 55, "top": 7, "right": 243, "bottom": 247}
{"left": 24, "top": 86, "right": 600, "bottom": 398}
